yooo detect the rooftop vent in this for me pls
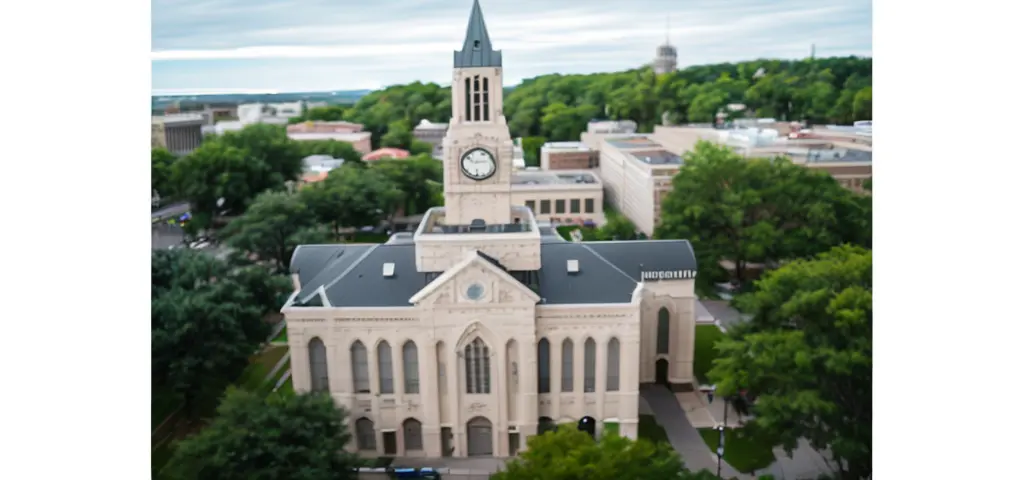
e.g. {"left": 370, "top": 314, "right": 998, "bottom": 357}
{"left": 567, "top": 259, "right": 580, "bottom": 274}
{"left": 382, "top": 262, "right": 395, "bottom": 277}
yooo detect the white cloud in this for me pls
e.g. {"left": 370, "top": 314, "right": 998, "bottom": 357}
{"left": 151, "top": 0, "right": 871, "bottom": 93}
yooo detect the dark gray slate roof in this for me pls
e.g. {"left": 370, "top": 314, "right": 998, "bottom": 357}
{"left": 582, "top": 240, "right": 698, "bottom": 282}
{"left": 454, "top": 0, "right": 502, "bottom": 68}
{"left": 288, "top": 239, "right": 697, "bottom": 308}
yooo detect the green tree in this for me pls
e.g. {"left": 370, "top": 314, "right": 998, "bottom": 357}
{"left": 217, "top": 123, "right": 305, "bottom": 189}
{"left": 380, "top": 119, "right": 413, "bottom": 148}
{"left": 299, "top": 164, "right": 401, "bottom": 239}
{"left": 597, "top": 214, "right": 638, "bottom": 240}
{"left": 171, "top": 141, "right": 258, "bottom": 224}
{"left": 710, "top": 245, "right": 872, "bottom": 480}
{"left": 852, "top": 86, "right": 872, "bottom": 120}
{"left": 373, "top": 155, "right": 443, "bottom": 218}
{"left": 493, "top": 426, "right": 717, "bottom": 480}
{"left": 152, "top": 147, "right": 178, "bottom": 199}
{"left": 151, "top": 250, "right": 274, "bottom": 417}
{"left": 520, "top": 136, "right": 547, "bottom": 167}
{"left": 409, "top": 139, "right": 434, "bottom": 156}
{"left": 222, "top": 190, "right": 329, "bottom": 273}
{"left": 656, "top": 142, "right": 869, "bottom": 295}
{"left": 164, "top": 389, "right": 360, "bottom": 480}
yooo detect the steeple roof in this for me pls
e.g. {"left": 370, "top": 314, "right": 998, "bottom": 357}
{"left": 453, "top": 0, "right": 502, "bottom": 68}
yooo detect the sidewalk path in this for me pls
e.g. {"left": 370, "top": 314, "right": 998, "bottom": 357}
{"left": 639, "top": 384, "right": 746, "bottom": 479}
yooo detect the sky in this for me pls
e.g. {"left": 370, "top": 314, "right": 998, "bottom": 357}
{"left": 151, "top": 0, "right": 872, "bottom": 95}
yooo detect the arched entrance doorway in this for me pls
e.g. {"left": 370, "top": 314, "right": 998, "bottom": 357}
{"left": 466, "top": 417, "right": 493, "bottom": 456}
{"left": 655, "top": 359, "right": 669, "bottom": 386}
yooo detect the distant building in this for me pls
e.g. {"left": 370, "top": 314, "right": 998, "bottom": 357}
{"left": 237, "top": 101, "right": 304, "bottom": 123}
{"left": 540, "top": 141, "right": 598, "bottom": 170}
{"left": 288, "top": 121, "right": 365, "bottom": 135}
{"left": 653, "top": 125, "right": 873, "bottom": 194}
{"left": 288, "top": 131, "right": 373, "bottom": 155}
{"left": 413, "top": 119, "right": 449, "bottom": 158}
{"left": 653, "top": 43, "right": 678, "bottom": 75}
{"left": 152, "top": 113, "right": 204, "bottom": 155}
{"left": 512, "top": 170, "right": 606, "bottom": 226}
{"left": 363, "top": 148, "right": 411, "bottom": 162}
{"left": 587, "top": 120, "right": 637, "bottom": 135}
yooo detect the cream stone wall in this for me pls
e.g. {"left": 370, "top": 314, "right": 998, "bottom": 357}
{"left": 443, "top": 66, "right": 516, "bottom": 225}
{"left": 596, "top": 143, "right": 661, "bottom": 235}
{"left": 283, "top": 272, "right": 696, "bottom": 458}
{"left": 511, "top": 187, "right": 605, "bottom": 225}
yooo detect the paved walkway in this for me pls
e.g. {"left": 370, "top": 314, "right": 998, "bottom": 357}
{"left": 639, "top": 384, "right": 746, "bottom": 478}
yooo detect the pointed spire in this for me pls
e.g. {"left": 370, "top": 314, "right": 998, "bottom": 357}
{"left": 454, "top": 0, "right": 502, "bottom": 68}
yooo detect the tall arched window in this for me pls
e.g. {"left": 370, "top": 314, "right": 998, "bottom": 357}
{"left": 464, "top": 78, "right": 471, "bottom": 121}
{"left": 355, "top": 418, "right": 376, "bottom": 451}
{"left": 403, "top": 418, "right": 423, "bottom": 451}
{"left": 351, "top": 341, "right": 370, "bottom": 393}
{"left": 482, "top": 77, "right": 490, "bottom": 121}
{"left": 378, "top": 341, "right": 394, "bottom": 394}
{"left": 561, "top": 339, "right": 574, "bottom": 392}
{"left": 402, "top": 341, "right": 419, "bottom": 394}
{"left": 537, "top": 338, "right": 551, "bottom": 393}
{"left": 657, "top": 307, "right": 671, "bottom": 354}
{"left": 583, "top": 338, "right": 596, "bottom": 393}
{"left": 464, "top": 338, "right": 491, "bottom": 394}
{"left": 309, "top": 337, "right": 329, "bottom": 392}
{"left": 606, "top": 338, "right": 620, "bottom": 392}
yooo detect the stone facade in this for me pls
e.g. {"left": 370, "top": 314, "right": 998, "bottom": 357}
{"left": 282, "top": 0, "right": 697, "bottom": 460}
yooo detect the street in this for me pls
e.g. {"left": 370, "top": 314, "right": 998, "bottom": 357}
{"left": 152, "top": 223, "right": 185, "bottom": 250}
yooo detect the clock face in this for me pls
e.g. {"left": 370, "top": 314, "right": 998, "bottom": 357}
{"left": 461, "top": 148, "right": 496, "bottom": 181}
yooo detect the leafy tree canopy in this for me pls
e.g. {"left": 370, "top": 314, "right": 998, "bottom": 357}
{"left": 338, "top": 57, "right": 870, "bottom": 145}
{"left": 222, "top": 190, "right": 331, "bottom": 273}
{"left": 165, "top": 389, "right": 359, "bottom": 480}
{"left": 493, "top": 426, "right": 718, "bottom": 480}
{"left": 655, "top": 141, "right": 870, "bottom": 294}
{"left": 151, "top": 249, "right": 289, "bottom": 414}
{"left": 709, "top": 245, "right": 872, "bottom": 480}
{"left": 152, "top": 147, "right": 178, "bottom": 199}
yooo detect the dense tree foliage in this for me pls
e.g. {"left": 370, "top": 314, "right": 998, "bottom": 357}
{"left": 309, "top": 57, "right": 870, "bottom": 149}
{"left": 151, "top": 250, "right": 290, "bottom": 415}
{"left": 709, "top": 245, "right": 872, "bottom": 480}
{"left": 493, "top": 426, "right": 718, "bottom": 480}
{"left": 222, "top": 190, "right": 332, "bottom": 273}
{"left": 165, "top": 389, "right": 359, "bottom": 480}
{"left": 151, "top": 147, "right": 177, "bottom": 199}
{"left": 656, "top": 141, "right": 871, "bottom": 295}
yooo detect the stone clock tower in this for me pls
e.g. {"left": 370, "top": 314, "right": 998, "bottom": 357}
{"left": 442, "top": 0, "right": 515, "bottom": 226}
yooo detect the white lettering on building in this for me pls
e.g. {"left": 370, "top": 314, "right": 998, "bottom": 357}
{"left": 641, "top": 270, "right": 697, "bottom": 281}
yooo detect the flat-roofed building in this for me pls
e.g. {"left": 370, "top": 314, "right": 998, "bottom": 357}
{"left": 414, "top": 119, "right": 449, "bottom": 158}
{"left": 288, "top": 121, "right": 365, "bottom": 135}
{"left": 540, "top": 142, "right": 598, "bottom": 170}
{"left": 592, "top": 135, "right": 683, "bottom": 235}
{"left": 287, "top": 131, "right": 373, "bottom": 155}
{"left": 511, "top": 170, "right": 605, "bottom": 226}
{"left": 587, "top": 120, "right": 638, "bottom": 135}
{"left": 152, "top": 113, "right": 205, "bottom": 155}
{"left": 653, "top": 125, "right": 873, "bottom": 193}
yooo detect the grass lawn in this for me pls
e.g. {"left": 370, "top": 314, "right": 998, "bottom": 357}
{"left": 272, "top": 326, "right": 288, "bottom": 343}
{"left": 275, "top": 376, "right": 294, "bottom": 396}
{"left": 698, "top": 428, "right": 776, "bottom": 473}
{"left": 237, "top": 346, "right": 289, "bottom": 391}
{"left": 693, "top": 324, "right": 727, "bottom": 385}
{"left": 637, "top": 414, "right": 670, "bottom": 446}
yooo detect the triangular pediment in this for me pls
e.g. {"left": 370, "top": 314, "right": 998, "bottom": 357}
{"left": 409, "top": 250, "right": 540, "bottom": 306}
